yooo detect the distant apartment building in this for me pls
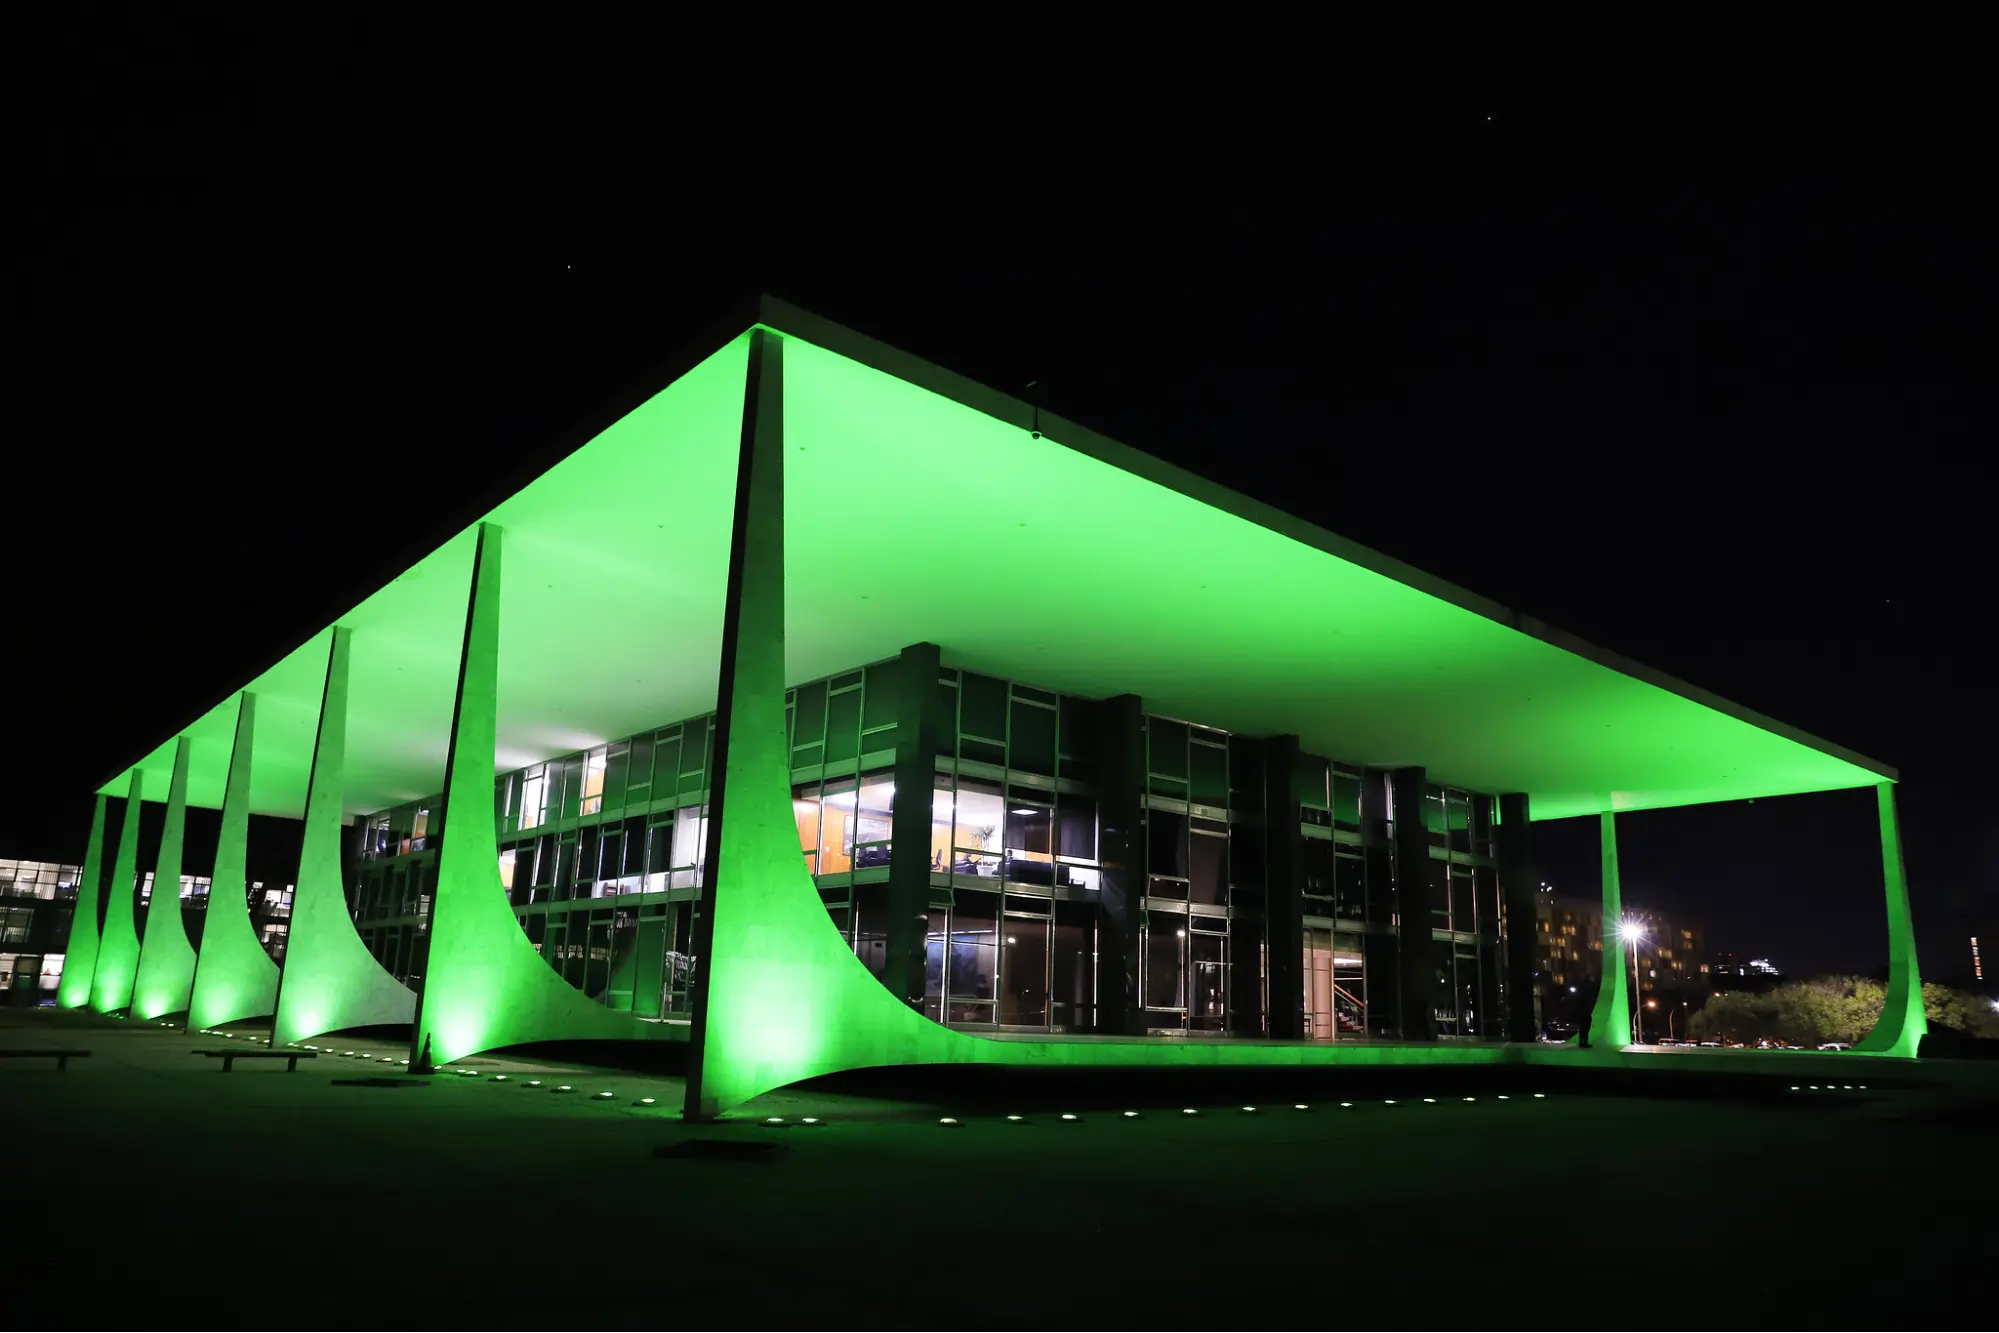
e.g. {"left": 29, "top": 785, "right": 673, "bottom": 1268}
{"left": 1534, "top": 887, "right": 1709, "bottom": 1028}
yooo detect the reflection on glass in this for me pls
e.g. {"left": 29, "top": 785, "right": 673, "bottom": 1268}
{"left": 953, "top": 779, "right": 1005, "bottom": 878}
{"left": 819, "top": 780, "right": 855, "bottom": 873}
{"left": 852, "top": 772, "right": 894, "bottom": 869}
{"left": 1000, "top": 914, "right": 1050, "bottom": 1025}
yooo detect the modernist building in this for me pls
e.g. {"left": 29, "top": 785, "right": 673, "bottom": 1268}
{"left": 1, "top": 855, "right": 292, "bottom": 1001}
{"left": 58, "top": 298, "right": 1927, "bottom": 1116}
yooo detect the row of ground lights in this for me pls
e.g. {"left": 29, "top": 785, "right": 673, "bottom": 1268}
{"left": 928, "top": 1096, "right": 1551, "bottom": 1126}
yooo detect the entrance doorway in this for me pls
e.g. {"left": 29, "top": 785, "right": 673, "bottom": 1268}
{"left": 1305, "top": 928, "right": 1367, "bottom": 1038}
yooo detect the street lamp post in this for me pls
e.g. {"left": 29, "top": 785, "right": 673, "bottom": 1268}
{"left": 1619, "top": 919, "right": 1647, "bottom": 1044}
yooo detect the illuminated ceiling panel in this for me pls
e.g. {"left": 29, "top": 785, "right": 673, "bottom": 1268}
{"left": 101, "top": 301, "right": 1889, "bottom": 822}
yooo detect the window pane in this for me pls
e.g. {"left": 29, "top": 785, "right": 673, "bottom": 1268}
{"left": 1145, "top": 911, "right": 1185, "bottom": 1011}
{"left": 819, "top": 779, "right": 856, "bottom": 873}
{"left": 928, "top": 774, "right": 953, "bottom": 875}
{"left": 862, "top": 659, "right": 898, "bottom": 733}
{"left": 792, "top": 681, "right": 827, "bottom": 747}
{"left": 1189, "top": 741, "right": 1228, "bottom": 807}
{"left": 949, "top": 890, "right": 999, "bottom": 1003}
{"left": 1189, "top": 931, "right": 1226, "bottom": 1031}
{"left": 1149, "top": 718, "right": 1188, "bottom": 780}
{"left": 853, "top": 771, "right": 895, "bottom": 869}
{"left": 1056, "top": 793, "right": 1097, "bottom": 861}
{"left": 792, "top": 783, "right": 822, "bottom": 862}
{"left": 952, "top": 778, "right": 1004, "bottom": 878}
{"left": 961, "top": 671, "right": 1006, "bottom": 741}
{"left": 1009, "top": 698, "right": 1056, "bottom": 775}
{"left": 1147, "top": 810, "right": 1187, "bottom": 878}
{"left": 1188, "top": 830, "right": 1228, "bottom": 906}
{"left": 825, "top": 689, "right": 862, "bottom": 764}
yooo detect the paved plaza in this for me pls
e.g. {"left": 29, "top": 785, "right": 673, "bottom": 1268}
{"left": 3, "top": 1010, "right": 1993, "bottom": 1327}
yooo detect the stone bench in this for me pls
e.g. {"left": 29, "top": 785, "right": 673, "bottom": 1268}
{"left": 193, "top": 1049, "right": 317, "bottom": 1073}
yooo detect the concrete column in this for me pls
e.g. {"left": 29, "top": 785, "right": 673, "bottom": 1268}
{"left": 410, "top": 526, "right": 663, "bottom": 1069}
{"left": 54, "top": 795, "right": 109, "bottom": 1009}
{"left": 1389, "top": 767, "right": 1436, "bottom": 1041}
{"left": 1585, "top": 810, "right": 1630, "bottom": 1049}
{"left": 186, "top": 694, "right": 280, "bottom": 1031}
{"left": 1497, "top": 792, "right": 1538, "bottom": 1042}
{"left": 89, "top": 770, "right": 145, "bottom": 1013}
{"left": 1262, "top": 736, "right": 1306, "bottom": 1040}
{"left": 270, "top": 629, "right": 414, "bottom": 1047}
{"left": 1094, "top": 693, "right": 1146, "bottom": 1036}
{"left": 130, "top": 737, "right": 196, "bottom": 1020}
{"left": 683, "top": 328, "right": 984, "bottom": 1118}
{"left": 1855, "top": 782, "right": 1926, "bottom": 1056}
{"left": 884, "top": 641, "right": 945, "bottom": 1010}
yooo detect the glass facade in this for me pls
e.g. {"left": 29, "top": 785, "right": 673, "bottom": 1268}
{"left": 343, "top": 658, "right": 1512, "bottom": 1041}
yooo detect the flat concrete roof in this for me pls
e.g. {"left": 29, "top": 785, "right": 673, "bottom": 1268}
{"left": 99, "top": 297, "right": 1892, "bottom": 822}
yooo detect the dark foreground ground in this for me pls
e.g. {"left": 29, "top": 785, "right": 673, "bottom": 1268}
{"left": 4, "top": 1009, "right": 1995, "bottom": 1328}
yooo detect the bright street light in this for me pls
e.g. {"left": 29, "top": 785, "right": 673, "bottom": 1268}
{"left": 1618, "top": 919, "right": 1647, "bottom": 1043}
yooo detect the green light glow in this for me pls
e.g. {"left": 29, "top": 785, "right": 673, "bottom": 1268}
{"left": 95, "top": 302, "right": 1886, "bottom": 830}
{"left": 679, "top": 330, "right": 1664, "bottom": 1117}
{"left": 408, "top": 523, "right": 672, "bottom": 1068}
{"left": 270, "top": 630, "right": 415, "bottom": 1047}
{"left": 1855, "top": 782, "right": 1925, "bottom": 1057}
{"left": 1586, "top": 811, "right": 1632, "bottom": 1050}
{"left": 73, "top": 302, "right": 1923, "bottom": 1105}
{"left": 89, "top": 770, "right": 145, "bottom": 1013}
{"left": 55, "top": 795, "right": 108, "bottom": 1009}
{"left": 130, "top": 737, "right": 196, "bottom": 1020}
{"left": 186, "top": 696, "right": 281, "bottom": 1033}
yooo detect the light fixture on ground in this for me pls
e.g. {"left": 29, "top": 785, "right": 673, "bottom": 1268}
{"left": 938, "top": 1117, "right": 961, "bottom": 1127}
{"left": 1060, "top": 1113, "right": 1079, "bottom": 1121}
{"left": 594, "top": 1091, "right": 615, "bottom": 1100}
{"left": 552, "top": 1084, "right": 574, "bottom": 1093}
{"left": 638, "top": 1097, "right": 656, "bottom": 1106}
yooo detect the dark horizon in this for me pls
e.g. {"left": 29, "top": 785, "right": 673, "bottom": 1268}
{"left": 9, "top": 13, "right": 1992, "bottom": 983}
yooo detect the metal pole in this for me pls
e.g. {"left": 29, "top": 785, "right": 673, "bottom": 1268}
{"left": 1630, "top": 934, "right": 1642, "bottom": 1044}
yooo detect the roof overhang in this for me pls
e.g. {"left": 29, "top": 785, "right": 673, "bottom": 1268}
{"left": 99, "top": 297, "right": 1894, "bottom": 823}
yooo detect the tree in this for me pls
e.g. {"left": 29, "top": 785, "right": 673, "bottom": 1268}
{"left": 1684, "top": 975, "right": 1997, "bottom": 1047}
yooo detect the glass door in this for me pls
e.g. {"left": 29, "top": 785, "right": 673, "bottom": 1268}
{"left": 1000, "top": 911, "right": 1050, "bottom": 1026}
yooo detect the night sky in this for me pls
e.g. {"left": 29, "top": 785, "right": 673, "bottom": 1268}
{"left": 10, "top": 14, "right": 1992, "bottom": 982}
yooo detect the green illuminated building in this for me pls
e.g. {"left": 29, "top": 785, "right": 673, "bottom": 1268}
{"left": 65, "top": 298, "right": 1924, "bottom": 1114}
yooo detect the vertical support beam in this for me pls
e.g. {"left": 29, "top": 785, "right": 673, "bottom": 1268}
{"left": 1586, "top": 810, "right": 1630, "bottom": 1049}
{"left": 1094, "top": 693, "right": 1146, "bottom": 1036}
{"left": 89, "top": 771, "right": 146, "bottom": 1013}
{"left": 1389, "top": 766, "right": 1436, "bottom": 1041}
{"left": 1497, "top": 792, "right": 1539, "bottom": 1043}
{"left": 186, "top": 695, "right": 280, "bottom": 1030}
{"left": 1262, "top": 736, "right": 1306, "bottom": 1040}
{"left": 1856, "top": 782, "right": 1926, "bottom": 1056}
{"left": 686, "top": 329, "right": 785, "bottom": 1113}
{"left": 410, "top": 526, "right": 660, "bottom": 1068}
{"left": 884, "top": 641, "right": 945, "bottom": 1010}
{"left": 54, "top": 795, "right": 109, "bottom": 1009}
{"left": 270, "top": 629, "right": 414, "bottom": 1046}
{"left": 131, "top": 737, "right": 196, "bottom": 1020}
{"left": 683, "top": 329, "right": 989, "bottom": 1119}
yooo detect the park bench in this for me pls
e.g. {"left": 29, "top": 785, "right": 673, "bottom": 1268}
{"left": 193, "top": 1048, "right": 317, "bottom": 1073}
{"left": 0, "top": 1047, "right": 91, "bottom": 1072}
